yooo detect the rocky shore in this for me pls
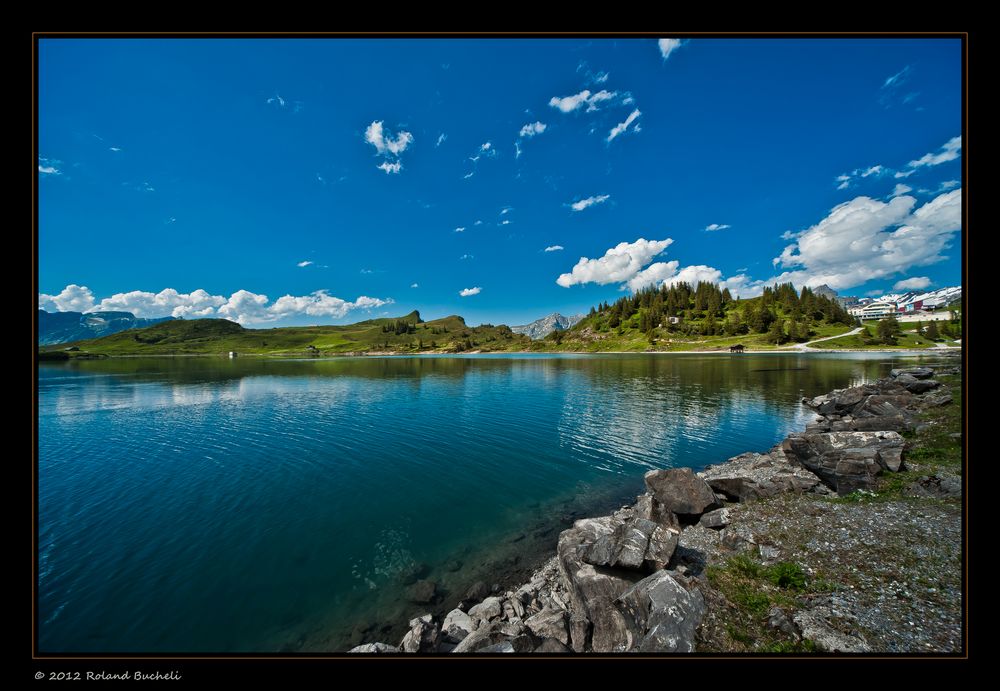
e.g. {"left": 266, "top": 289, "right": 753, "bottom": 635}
{"left": 350, "top": 364, "right": 962, "bottom": 654}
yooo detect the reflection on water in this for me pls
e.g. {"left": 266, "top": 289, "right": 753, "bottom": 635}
{"left": 37, "top": 352, "right": 954, "bottom": 652}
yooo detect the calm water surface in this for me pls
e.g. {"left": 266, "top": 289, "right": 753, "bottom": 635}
{"left": 37, "top": 353, "right": 949, "bottom": 652}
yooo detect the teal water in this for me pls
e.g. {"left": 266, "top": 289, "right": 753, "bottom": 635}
{"left": 37, "top": 353, "right": 947, "bottom": 652}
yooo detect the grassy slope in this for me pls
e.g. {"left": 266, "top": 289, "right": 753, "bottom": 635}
{"left": 528, "top": 296, "right": 855, "bottom": 353}
{"left": 40, "top": 311, "right": 531, "bottom": 356}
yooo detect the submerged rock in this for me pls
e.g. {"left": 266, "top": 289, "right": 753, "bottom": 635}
{"left": 406, "top": 579, "right": 439, "bottom": 604}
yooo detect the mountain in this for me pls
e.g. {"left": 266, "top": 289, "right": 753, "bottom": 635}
{"left": 871, "top": 285, "right": 962, "bottom": 309}
{"left": 511, "top": 313, "right": 585, "bottom": 340}
{"left": 38, "top": 312, "right": 530, "bottom": 355}
{"left": 812, "top": 284, "right": 838, "bottom": 301}
{"left": 38, "top": 310, "right": 175, "bottom": 345}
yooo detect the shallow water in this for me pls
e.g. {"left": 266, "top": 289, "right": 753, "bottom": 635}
{"left": 37, "top": 352, "right": 949, "bottom": 652}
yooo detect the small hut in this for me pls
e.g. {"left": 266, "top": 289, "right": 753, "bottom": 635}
{"left": 729, "top": 344, "right": 746, "bottom": 353}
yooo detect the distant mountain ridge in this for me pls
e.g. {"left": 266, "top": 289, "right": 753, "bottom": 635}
{"left": 38, "top": 310, "right": 175, "bottom": 345}
{"left": 870, "top": 285, "right": 961, "bottom": 309}
{"left": 511, "top": 313, "right": 585, "bottom": 340}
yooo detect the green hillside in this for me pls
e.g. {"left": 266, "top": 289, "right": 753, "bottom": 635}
{"left": 527, "top": 282, "right": 857, "bottom": 352}
{"left": 40, "top": 310, "right": 530, "bottom": 356}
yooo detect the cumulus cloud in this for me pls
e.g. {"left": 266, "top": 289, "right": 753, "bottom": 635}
{"left": 891, "top": 184, "right": 912, "bottom": 197}
{"left": 459, "top": 287, "right": 481, "bottom": 297}
{"left": 557, "top": 238, "right": 673, "bottom": 288}
{"left": 893, "top": 276, "right": 932, "bottom": 291}
{"left": 544, "top": 245, "right": 564, "bottom": 252}
{"left": 377, "top": 161, "right": 402, "bottom": 175}
{"left": 38, "top": 284, "right": 95, "bottom": 312}
{"left": 39, "top": 286, "right": 392, "bottom": 325}
{"left": 908, "top": 136, "right": 962, "bottom": 168}
{"left": 658, "top": 38, "right": 684, "bottom": 60}
{"left": 297, "top": 260, "right": 314, "bottom": 267}
{"left": 607, "top": 109, "right": 641, "bottom": 143}
{"left": 548, "top": 89, "right": 619, "bottom": 113}
{"left": 570, "top": 194, "right": 610, "bottom": 212}
{"left": 519, "top": 121, "right": 547, "bottom": 138}
{"left": 768, "top": 189, "right": 961, "bottom": 290}
{"left": 705, "top": 223, "right": 731, "bottom": 231}
{"left": 365, "top": 120, "right": 413, "bottom": 174}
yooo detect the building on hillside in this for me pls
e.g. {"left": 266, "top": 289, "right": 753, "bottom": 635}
{"left": 851, "top": 301, "right": 896, "bottom": 320}
{"left": 896, "top": 310, "right": 956, "bottom": 323}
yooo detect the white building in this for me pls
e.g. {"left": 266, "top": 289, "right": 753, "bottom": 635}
{"left": 851, "top": 301, "right": 896, "bottom": 320}
{"left": 896, "top": 310, "right": 956, "bottom": 324}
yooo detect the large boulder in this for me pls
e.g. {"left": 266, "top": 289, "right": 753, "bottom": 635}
{"left": 524, "top": 606, "right": 570, "bottom": 645}
{"left": 699, "top": 449, "right": 824, "bottom": 502}
{"left": 644, "top": 468, "right": 718, "bottom": 516}
{"left": 613, "top": 570, "right": 706, "bottom": 652}
{"left": 442, "top": 608, "right": 477, "bottom": 644}
{"left": 468, "top": 596, "right": 503, "bottom": 623}
{"left": 891, "top": 366, "right": 934, "bottom": 379}
{"left": 557, "top": 516, "right": 645, "bottom": 652}
{"left": 781, "top": 431, "right": 905, "bottom": 493}
{"left": 400, "top": 614, "right": 440, "bottom": 653}
{"left": 581, "top": 515, "right": 678, "bottom": 571}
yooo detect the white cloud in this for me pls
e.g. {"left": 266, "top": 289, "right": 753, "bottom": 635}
{"left": 626, "top": 260, "right": 680, "bottom": 291}
{"left": 883, "top": 65, "right": 911, "bottom": 89}
{"left": 704, "top": 223, "right": 731, "bottom": 231}
{"left": 463, "top": 171, "right": 475, "bottom": 179}
{"left": 768, "top": 189, "right": 962, "bottom": 290}
{"left": 109, "top": 147, "right": 121, "bottom": 152}
{"left": 365, "top": 121, "right": 413, "bottom": 156}
{"left": 93, "top": 288, "right": 226, "bottom": 319}
{"left": 460, "top": 254, "right": 474, "bottom": 260}
{"left": 38, "top": 284, "right": 95, "bottom": 312}
{"left": 548, "top": 89, "right": 619, "bottom": 113}
{"left": 938, "top": 180, "right": 960, "bottom": 192}
{"left": 297, "top": 260, "right": 314, "bottom": 268}
{"left": 658, "top": 38, "right": 684, "bottom": 60}
{"left": 474, "top": 220, "right": 483, "bottom": 226}
{"left": 891, "top": 184, "right": 912, "bottom": 197}
{"left": 377, "top": 161, "right": 402, "bottom": 175}
{"left": 500, "top": 207, "right": 513, "bottom": 215}
{"left": 459, "top": 287, "right": 481, "bottom": 297}
{"left": 607, "top": 109, "right": 641, "bottom": 143}
{"left": 38, "top": 157, "right": 62, "bottom": 175}
{"left": 593, "top": 71, "right": 609, "bottom": 84}
{"left": 519, "top": 121, "right": 547, "bottom": 138}
{"left": 836, "top": 164, "right": 889, "bottom": 189}
{"left": 454, "top": 226, "right": 466, "bottom": 233}
{"left": 410, "top": 283, "right": 419, "bottom": 288}
{"left": 907, "top": 136, "right": 961, "bottom": 168}
{"left": 500, "top": 219, "right": 511, "bottom": 225}
{"left": 557, "top": 238, "right": 673, "bottom": 288}
{"left": 267, "top": 93, "right": 287, "bottom": 108}
{"left": 544, "top": 245, "right": 564, "bottom": 252}
{"left": 570, "top": 194, "right": 611, "bottom": 212}
{"left": 861, "top": 165, "right": 885, "bottom": 178}
{"left": 893, "top": 276, "right": 932, "bottom": 291}
{"left": 894, "top": 170, "right": 915, "bottom": 179}
{"left": 436, "top": 133, "right": 447, "bottom": 147}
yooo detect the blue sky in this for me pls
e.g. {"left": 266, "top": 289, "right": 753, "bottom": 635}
{"left": 38, "top": 37, "right": 962, "bottom": 326}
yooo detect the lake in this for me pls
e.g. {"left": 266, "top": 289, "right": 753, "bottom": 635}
{"left": 36, "top": 352, "right": 947, "bottom": 652}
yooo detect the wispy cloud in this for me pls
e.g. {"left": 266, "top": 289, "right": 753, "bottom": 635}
{"left": 109, "top": 147, "right": 122, "bottom": 153}
{"left": 460, "top": 254, "right": 474, "bottom": 260}
{"left": 500, "top": 207, "right": 513, "bottom": 215}
{"left": 474, "top": 220, "right": 483, "bottom": 226}
{"left": 297, "top": 260, "right": 314, "bottom": 268}
{"left": 908, "top": 136, "right": 962, "bottom": 168}
{"left": 459, "top": 286, "right": 481, "bottom": 297}
{"left": 463, "top": 171, "right": 475, "bottom": 180}
{"left": 435, "top": 133, "right": 447, "bottom": 147}
{"left": 658, "top": 38, "right": 684, "bottom": 60}
{"left": 454, "top": 226, "right": 466, "bottom": 233}
{"left": 410, "top": 283, "right": 419, "bottom": 288}
{"left": 38, "top": 157, "right": 62, "bottom": 175}
{"left": 377, "top": 161, "right": 402, "bottom": 175}
{"left": 891, "top": 184, "right": 912, "bottom": 197}
{"left": 704, "top": 223, "right": 731, "bottom": 232}
{"left": 570, "top": 194, "right": 611, "bottom": 212}
{"left": 607, "top": 109, "right": 641, "bottom": 143}
{"left": 548, "top": 89, "right": 620, "bottom": 113}
{"left": 880, "top": 65, "right": 917, "bottom": 109}
{"left": 267, "top": 93, "right": 286, "bottom": 108}
{"left": 835, "top": 164, "right": 890, "bottom": 190}
{"left": 544, "top": 245, "right": 564, "bottom": 252}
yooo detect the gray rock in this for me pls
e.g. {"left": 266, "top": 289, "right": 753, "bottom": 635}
{"left": 853, "top": 394, "right": 916, "bottom": 419}
{"left": 524, "top": 606, "right": 569, "bottom": 645}
{"left": 644, "top": 468, "right": 718, "bottom": 515}
{"left": 406, "top": 579, "right": 438, "bottom": 604}
{"left": 348, "top": 642, "right": 400, "bottom": 653}
{"left": 502, "top": 598, "right": 524, "bottom": 622}
{"left": 782, "top": 431, "right": 905, "bottom": 493}
{"left": 793, "top": 608, "right": 871, "bottom": 653}
{"left": 534, "top": 637, "right": 571, "bottom": 653}
{"left": 442, "top": 608, "right": 477, "bottom": 643}
{"left": 468, "top": 596, "right": 503, "bottom": 623}
{"left": 905, "top": 475, "right": 962, "bottom": 498}
{"left": 698, "top": 508, "right": 731, "bottom": 529}
{"left": 891, "top": 367, "right": 934, "bottom": 379}
{"left": 759, "top": 544, "right": 780, "bottom": 561}
{"left": 699, "top": 451, "right": 823, "bottom": 502}
{"left": 767, "top": 606, "right": 800, "bottom": 640}
{"left": 581, "top": 515, "right": 678, "bottom": 571}
{"left": 904, "top": 379, "right": 940, "bottom": 394}
{"left": 400, "top": 614, "right": 440, "bottom": 653}
{"left": 613, "top": 570, "right": 706, "bottom": 652}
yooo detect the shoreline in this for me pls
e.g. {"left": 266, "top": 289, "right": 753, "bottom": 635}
{"left": 351, "top": 354, "right": 962, "bottom": 653}
{"left": 42, "top": 346, "right": 961, "bottom": 360}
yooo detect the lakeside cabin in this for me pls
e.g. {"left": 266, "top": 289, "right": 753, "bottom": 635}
{"left": 729, "top": 344, "right": 746, "bottom": 353}
{"left": 228, "top": 351, "right": 237, "bottom": 358}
